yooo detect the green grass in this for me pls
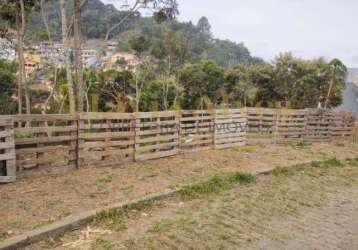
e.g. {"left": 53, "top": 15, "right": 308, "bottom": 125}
{"left": 91, "top": 238, "right": 114, "bottom": 250}
{"left": 18, "top": 200, "right": 30, "bottom": 211}
{"left": 95, "top": 174, "right": 113, "bottom": 189}
{"left": 272, "top": 166, "right": 293, "bottom": 176}
{"left": 95, "top": 199, "right": 154, "bottom": 229}
{"left": 178, "top": 172, "right": 256, "bottom": 199}
{"left": 273, "top": 158, "right": 344, "bottom": 177}
{"left": 311, "top": 158, "right": 342, "bottom": 168}
{"left": 290, "top": 142, "right": 311, "bottom": 149}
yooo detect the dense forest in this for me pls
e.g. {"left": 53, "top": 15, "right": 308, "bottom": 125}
{"left": 25, "top": 0, "right": 261, "bottom": 67}
{"left": 0, "top": 0, "right": 348, "bottom": 114}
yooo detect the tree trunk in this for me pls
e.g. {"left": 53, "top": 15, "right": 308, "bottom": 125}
{"left": 20, "top": 0, "right": 31, "bottom": 114}
{"left": 15, "top": 10, "right": 23, "bottom": 114}
{"left": 16, "top": 0, "right": 30, "bottom": 114}
{"left": 135, "top": 74, "right": 140, "bottom": 112}
{"left": 324, "top": 80, "right": 334, "bottom": 109}
{"left": 60, "top": 0, "right": 76, "bottom": 114}
{"left": 74, "top": 0, "right": 84, "bottom": 112}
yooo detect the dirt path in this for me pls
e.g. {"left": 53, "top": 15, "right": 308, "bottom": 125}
{"left": 29, "top": 158, "right": 358, "bottom": 250}
{"left": 1, "top": 143, "right": 358, "bottom": 241}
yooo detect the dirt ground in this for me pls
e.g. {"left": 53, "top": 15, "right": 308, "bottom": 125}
{"left": 1, "top": 142, "right": 358, "bottom": 241}
{"left": 31, "top": 158, "right": 358, "bottom": 250}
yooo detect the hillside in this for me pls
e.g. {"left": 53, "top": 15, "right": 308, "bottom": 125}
{"left": 348, "top": 68, "right": 358, "bottom": 88}
{"left": 25, "top": 0, "right": 262, "bottom": 67}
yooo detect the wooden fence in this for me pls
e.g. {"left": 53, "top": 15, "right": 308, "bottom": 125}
{"left": 246, "top": 108, "right": 356, "bottom": 144}
{"left": 180, "top": 110, "right": 214, "bottom": 153}
{"left": 13, "top": 115, "right": 78, "bottom": 178}
{"left": 78, "top": 112, "right": 135, "bottom": 167}
{"left": 0, "top": 117, "right": 15, "bottom": 183}
{"left": 0, "top": 108, "right": 355, "bottom": 182}
{"left": 214, "top": 109, "right": 246, "bottom": 149}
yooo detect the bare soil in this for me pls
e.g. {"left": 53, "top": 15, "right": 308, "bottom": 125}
{"left": 1, "top": 142, "right": 358, "bottom": 241}
{"left": 31, "top": 158, "right": 358, "bottom": 250}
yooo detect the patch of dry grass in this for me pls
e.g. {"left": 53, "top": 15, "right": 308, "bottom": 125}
{"left": 32, "top": 159, "right": 358, "bottom": 249}
{"left": 2, "top": 143, "right": 358, "bottom": 242}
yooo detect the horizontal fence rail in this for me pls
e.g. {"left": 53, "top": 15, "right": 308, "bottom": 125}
{"left": 0, "top": 108, "right": 355, "bottom": 182}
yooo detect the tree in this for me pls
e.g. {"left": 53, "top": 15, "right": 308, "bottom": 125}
{"left": 324, "top": 58, "right": 347, "bottom": 108}
{"left": 1, "top": 0, "right": 37, "bottom": 114}
{"left": 105, "top": 0, "right": 178, "bottom": 41}
{"left": 0, "top": 59, "right": 17, "bottom": 114}
{"left": 129, "top": 34, "right": 151, "bottom": 56}
{"left": 74, "top": 0, "right": 84, "bottom": 112}
{"left": 60, "top": 0, "right": 76, "bottom": 114}
{"left": 196, "top": 16, "right": 211, "bottom": 38}
{"left": 179, "top": 60, "right": 225, "bottom": 109}
{"left": 97, "top": 69, "right": 135, "bottom": 112}
{"left": 226, "top": 65, "right": 258, "bottom": 107}
{"left": 134, "top": 61, "right": 156, "bottom": 112}
{"left": 202, "top": 40, "right": 253, "bottom": 68}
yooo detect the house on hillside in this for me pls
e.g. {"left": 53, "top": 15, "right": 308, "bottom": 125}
{"left": 24, "top": 53, "right": 41, "bottom": 77}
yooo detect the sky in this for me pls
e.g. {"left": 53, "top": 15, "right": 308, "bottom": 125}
{"left": 102, "top": 0, "right": 358, "bottom": 68}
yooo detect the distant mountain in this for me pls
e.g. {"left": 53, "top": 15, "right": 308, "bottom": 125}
{"left": 24, "top": 0, "right": 262, "bottom": 68}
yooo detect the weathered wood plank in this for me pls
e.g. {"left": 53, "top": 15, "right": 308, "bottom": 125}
{"left": 15, "top": 135, "right": 77, "bottom": 145}
{"left": 15, "top": 126, "right": 77, "bottom": 134}
{"left": 79, "top": 132, "right": 134, "bottom": 139}
{"left": 135, "top": 149, "right": 179, "bottom": 161}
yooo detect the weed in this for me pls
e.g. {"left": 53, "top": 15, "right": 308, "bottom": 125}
{"left": 179, "top": 172, "right": 255, "bottom": 199}
{"left": 150, "top": 219, "right": 173, "bottom": 233}
{"left": 311, "top": 158, "right": 342, "bottom": 168}
{"left": 290, "top": 142, "right": 310, "bottom": 150}
{"left": 96, "top": 175, "right": 113, "bottom": 189}
{"left": 91, "top": 238, "right": 114, "bottom": 250}
{"left": 63, "top": 179, "right": 77, "bottom": 186}
{"left": 114, "top": 221, "right": 127, "bottom": 232}
{"left": 95, "top": 199, "right": 154, "bottom": 225}
{"left": 334, "top": 142, "right": 345, "bottom": 147}
{"left": 18, "top": 200, "right": 30, "bottom": 211}
{"left": 222, "top": 159, "right": 229, "bottom": 165}
{"left": 272, "top": 166, "right": 292, "bottom": 176}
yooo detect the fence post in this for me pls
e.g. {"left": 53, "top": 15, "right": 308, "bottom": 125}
{"left": 76, "top": 113, "right": 83, "bottom": 169}
{"left": 273, "top": 109, "right": 279, "bottom": 144}
{"left": 0, "top": 117, "right": 16, "bottom": 183}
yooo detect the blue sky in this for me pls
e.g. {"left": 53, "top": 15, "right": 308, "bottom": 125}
{"left": 102, "top": 0, "right": 358, "bottom": 67}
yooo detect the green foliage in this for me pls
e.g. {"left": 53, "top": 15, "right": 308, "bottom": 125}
{"left": 129, "top": 35, "right": 151, "bottom": 56}
{"left": 273, "top": 158, "right": 343, "bottom": 177}
{"left": 116, "top": 57, "right": 126, "bottom": 66}
{"left": 311, "top": 158, "right": 343, "bottom": 168}
{"left": 272, "top": 166, "right": 293, "bottom": 177}
{"left": 203, "top": 40, "right": 254, "bottom": 68}
{"left": 2, "top": 0, "right": 348, "bottom": 113}
{"left": 179, "top": 60, "right": 225, "bottom": 109}
{"left": 0, "top": 59, "right": 17, "bottom": 114}
{"left": 271, "top": 53, "right": 346, "bottom": 108}
{"left": 179, "top": 171, "right": 256, "bottom": 199}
